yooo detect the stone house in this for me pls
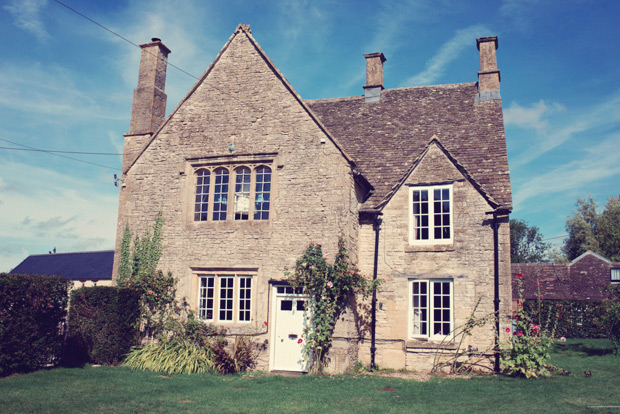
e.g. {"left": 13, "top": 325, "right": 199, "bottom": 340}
{"left": 113, "top": 24, "right": 512, "bottom": 373}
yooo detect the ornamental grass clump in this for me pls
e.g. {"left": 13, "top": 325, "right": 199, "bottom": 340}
{"left": 500, "top": 273, "right": 556, "bottom": 378}
{"left": 123, "top": 337, "right": 216, "bottom": 375}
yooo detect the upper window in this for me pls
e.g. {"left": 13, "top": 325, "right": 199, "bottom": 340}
{"left": 193, "top": 165, "right": 271, "bottom": 222}
{"left": 409, "top": 185, "right": 453, "bottom": 245}
{"left": 198, "top": 274, "right": 252, "bottom": 323}
{"left": 409, "top": 279, "right": 453, "bottom": 340}
{"left": 612, "top": 268, "right": 620, "bottom": 284}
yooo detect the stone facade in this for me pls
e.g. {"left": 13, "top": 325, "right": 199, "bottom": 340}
{"left": 114, "top": 25, "right": 512, "bottom": 374}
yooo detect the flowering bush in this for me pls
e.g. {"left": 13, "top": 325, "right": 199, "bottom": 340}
{"left": 500, "top": 273, "right": 556, "bottom": 378}
{"left": 288, "top": 238, "right": 378, "bottom": 374}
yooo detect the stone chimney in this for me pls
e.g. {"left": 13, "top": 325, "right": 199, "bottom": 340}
{"left": 476, "top": 36, "right": 500, "bottom": 102}
{"left": 363, "top": 52, "right": 386, "bottom": 103}
{"left": 128, "top": 38, "right": 171, "bottom": 135}
{"left": 123, "top": 38, "right": 171, "bottom": 171}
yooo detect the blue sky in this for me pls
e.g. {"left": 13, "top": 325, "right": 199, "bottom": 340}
{"left": 1, "top": 0, "right": 619, "bottom": 272}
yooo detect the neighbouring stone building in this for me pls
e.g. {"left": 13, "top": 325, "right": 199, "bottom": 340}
{"left": 113, "top": 25, "right": 512, "bottom": 373}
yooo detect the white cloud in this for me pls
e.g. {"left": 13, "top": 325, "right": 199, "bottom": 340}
{"left": 0, "top": 160, "right": 118, "bottom": 272}
{"left": 4, "top": 0, "right": 49, "bottom": 41}
{"left": 504, "top": 100, "right": 564, "bottom": 132}
{"left": 400, "top": 24, "right": 491, "bottom": 87}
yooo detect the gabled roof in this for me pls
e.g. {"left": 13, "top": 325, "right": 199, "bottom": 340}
{"left": 126, "top": 24, "right": 359, "bottom": 178}
{"left": 11, "top": 250, "right": 114, "bottom": 281}
{"left": 306, "top": 83, "right": 512, "bottom": 210}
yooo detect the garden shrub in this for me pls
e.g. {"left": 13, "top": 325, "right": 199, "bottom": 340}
{"left": 523, "top": 300, "right": 608, "bottom": 339}
{"left": 0, "top": 273, "right": 68, "bottom": 376}
{"left": 65, "top": 287, "right": 141, "bottom": 365}
{"left": 123, "top": 317, "right": 262, "bottom": 375}
{"left": 501, "top": 273, "right": 555, "bottom": 378}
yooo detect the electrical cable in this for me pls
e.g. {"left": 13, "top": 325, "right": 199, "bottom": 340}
{"left": 0, "top": 137, "right": 120, "bottom": 171}
{"left": 0, "top": 146, "right": 121, "bottom": 155}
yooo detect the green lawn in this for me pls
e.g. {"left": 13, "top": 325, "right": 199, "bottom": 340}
{"left": 1, "top": 339, "right": 619, "bottom": 414}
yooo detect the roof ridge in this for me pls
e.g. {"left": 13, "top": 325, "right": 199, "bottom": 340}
{"left": 27, "top": 250, "right": 114, "bottom": 257}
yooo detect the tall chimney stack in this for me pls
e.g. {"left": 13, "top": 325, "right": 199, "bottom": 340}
{"left": 128, "top": 38, "right": 171, "bottom": 134}
{"left": 363, "top": 52, "right": 386, "bottom": 103}
{"left": 122, "top": 38, "right": 170, "bottom": 171}
{"left": 476, "top": 36, "right": 500, "bottom": 102}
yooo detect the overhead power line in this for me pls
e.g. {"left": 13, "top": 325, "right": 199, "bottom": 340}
{"left": 53, "top": 0, "right": 200, "bottom": 80}
{"left": 0, "top": 138, "right": 121, "bottom": 171}
{"left": 0, "top": 146, "right": 121, "bottom": 155}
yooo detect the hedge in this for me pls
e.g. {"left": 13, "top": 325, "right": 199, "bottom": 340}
{"left": 523, "top": 300, "right": 609, "bottom": 339}
{"left": 0, "top": 273, "right": 68, "bottom": 376}
{"left": 65, "top": 286, "right": 141, "bottom": 366}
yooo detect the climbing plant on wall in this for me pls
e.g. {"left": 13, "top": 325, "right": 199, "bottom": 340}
{"left": 288, "top": 238, "right": 378, "bottom": 374}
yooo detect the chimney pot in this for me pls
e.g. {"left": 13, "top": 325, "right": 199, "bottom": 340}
{"left": 476, "top": 36, "right": 501, "bottom": 102}
{"left": 363, "top": 52, "right": 386, "bottom": 103}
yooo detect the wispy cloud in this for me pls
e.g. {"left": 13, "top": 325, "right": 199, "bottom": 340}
{"left": 500, "top": 0, "right": 539, "bottom": 32}
{"left": 400, "top": 24, "right": 491, "bottom": 87}
{"left": 4, "top": 0, "right": 49, "bottom": 41}
{"left": 509, "top": 90, "right": 620, "bottom": 169}
{"left": 513, "top": 134, "right": 620, "bottom": 208}
{"left": 504, "top": 100, "right": 564, "bottom": 133}
{"left": 0, "top": 160, "right": 118, "bottom": 271}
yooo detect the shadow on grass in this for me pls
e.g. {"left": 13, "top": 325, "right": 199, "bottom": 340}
{"left": 553, "top": 339, "right": 615, "bottom": 357}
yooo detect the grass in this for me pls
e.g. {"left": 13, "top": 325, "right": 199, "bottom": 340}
{"left": 1, "top": 339, "right": 619, "bottom": 413}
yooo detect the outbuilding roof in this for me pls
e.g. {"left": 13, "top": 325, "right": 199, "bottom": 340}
{"left": 10, "top": 250, "right": 114, "bottom": 281}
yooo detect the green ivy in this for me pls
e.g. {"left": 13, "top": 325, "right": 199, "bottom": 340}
{"left": 288, "top": 238, "right": 378, "bottom": 374}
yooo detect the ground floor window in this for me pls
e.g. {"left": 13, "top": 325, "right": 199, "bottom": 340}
{"left": 198, "top": 274, "right": 253, "bottom": 323}
{"left": 409, "top": 279, "right": 453, "bottom": 340}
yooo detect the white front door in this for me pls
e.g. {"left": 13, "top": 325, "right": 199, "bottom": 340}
{"left": 270, "top": 286, "right": 310, "bottom": 372}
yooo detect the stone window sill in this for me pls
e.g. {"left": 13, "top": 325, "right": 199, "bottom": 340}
{"left": 406, "top": 339, "right": 457, "bottom": 350}
{"left": 405, "top": 244, "right": 455, "bottom": 253}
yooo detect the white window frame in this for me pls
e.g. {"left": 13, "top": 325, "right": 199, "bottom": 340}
{"left": 408, "top": 184, "right": 453, "bottom": 245}
{"left": 197, "top": 274, "right": 253, "bottom": 323}
{"left": 611, "top": 268, "right": 620, "bottom": 284}
{"left": 408, "top": 279, "right": 454, "bottom": 340}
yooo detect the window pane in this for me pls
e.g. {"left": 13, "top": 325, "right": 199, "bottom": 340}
{"left": 219, "top": 276, "right": 234, "bottom": 321}
{"left": 194, "top": 170, "right": 210, "bottom": 222}
{"left": 234, "top": 168, "right": 251, "bottom": 220}
{"left": 297, "top": 300, "right": 306, "bottom": 311}
{"left": 213, "top": 169, "right": 229, "bottom": 221}
{"left": 254, "top": 166, "right": 271, "bottom": 220}
{"left": 612, "top": 269, "right": 620, "bottom": 282}
{"left": 238, "top": 276, "right": 252, "bottom": 321}
{"left": 281, "top": 300, "right": 293, "bottom": 311}
{"left": 198, "top": 275, "right": 214, "bottom": 320}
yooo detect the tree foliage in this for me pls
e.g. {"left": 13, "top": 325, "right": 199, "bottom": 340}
{"left": 510, "top": 219, "right": 550, "bottom": 263}
{"left": 563, "top": 196, "right": 620, "bottom": 261}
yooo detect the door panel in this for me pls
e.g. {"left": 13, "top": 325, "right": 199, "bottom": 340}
{"left": 271, "top": 293, "right": 309, "bottom": 372}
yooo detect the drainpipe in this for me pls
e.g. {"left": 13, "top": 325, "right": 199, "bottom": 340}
{"left": 492, "top": 212, "right": 500, "bottom": 372}
{"left": 370, "top": 213, "right": 382, "bottom": 371}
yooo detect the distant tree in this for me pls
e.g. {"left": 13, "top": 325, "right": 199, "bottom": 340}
{"left": 510, "top": 219, "right": 550, "bottom": 263}
{"left": 563, "top": 196, "right": 620, "bottom": 262}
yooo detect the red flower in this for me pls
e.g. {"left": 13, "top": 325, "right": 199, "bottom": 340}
{"left": 540, "top": 295, "right": 544, "bottom": 300}
{"left": 532, "top": 324, "right": 540, "bottom": 334}
{"left": 297, "top": 338, "right": 303, "bottom": 344}
{"left": 506, "top": 327, "right": 511, "bottom": 333}
{"left": 517, "top": 331, "right": 523, "bottom": 337}
{"left": 264, "top": 321, "right": 268, "bottom": 326}
{"left": 536, "top": 281, "right": 540, "bottom": 288}
{"left": 516, "top": 273, "right": 524, "bottom": 279}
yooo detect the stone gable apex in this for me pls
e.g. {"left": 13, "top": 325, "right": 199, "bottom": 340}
{"left": 124, "top": 24, "right": 358, "bottom": 176}
{"left": 569, "top": 250, "right": 612, "bottom": 266}
{"left": 376, "top": 136, "right": 500, "bottom": 211}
